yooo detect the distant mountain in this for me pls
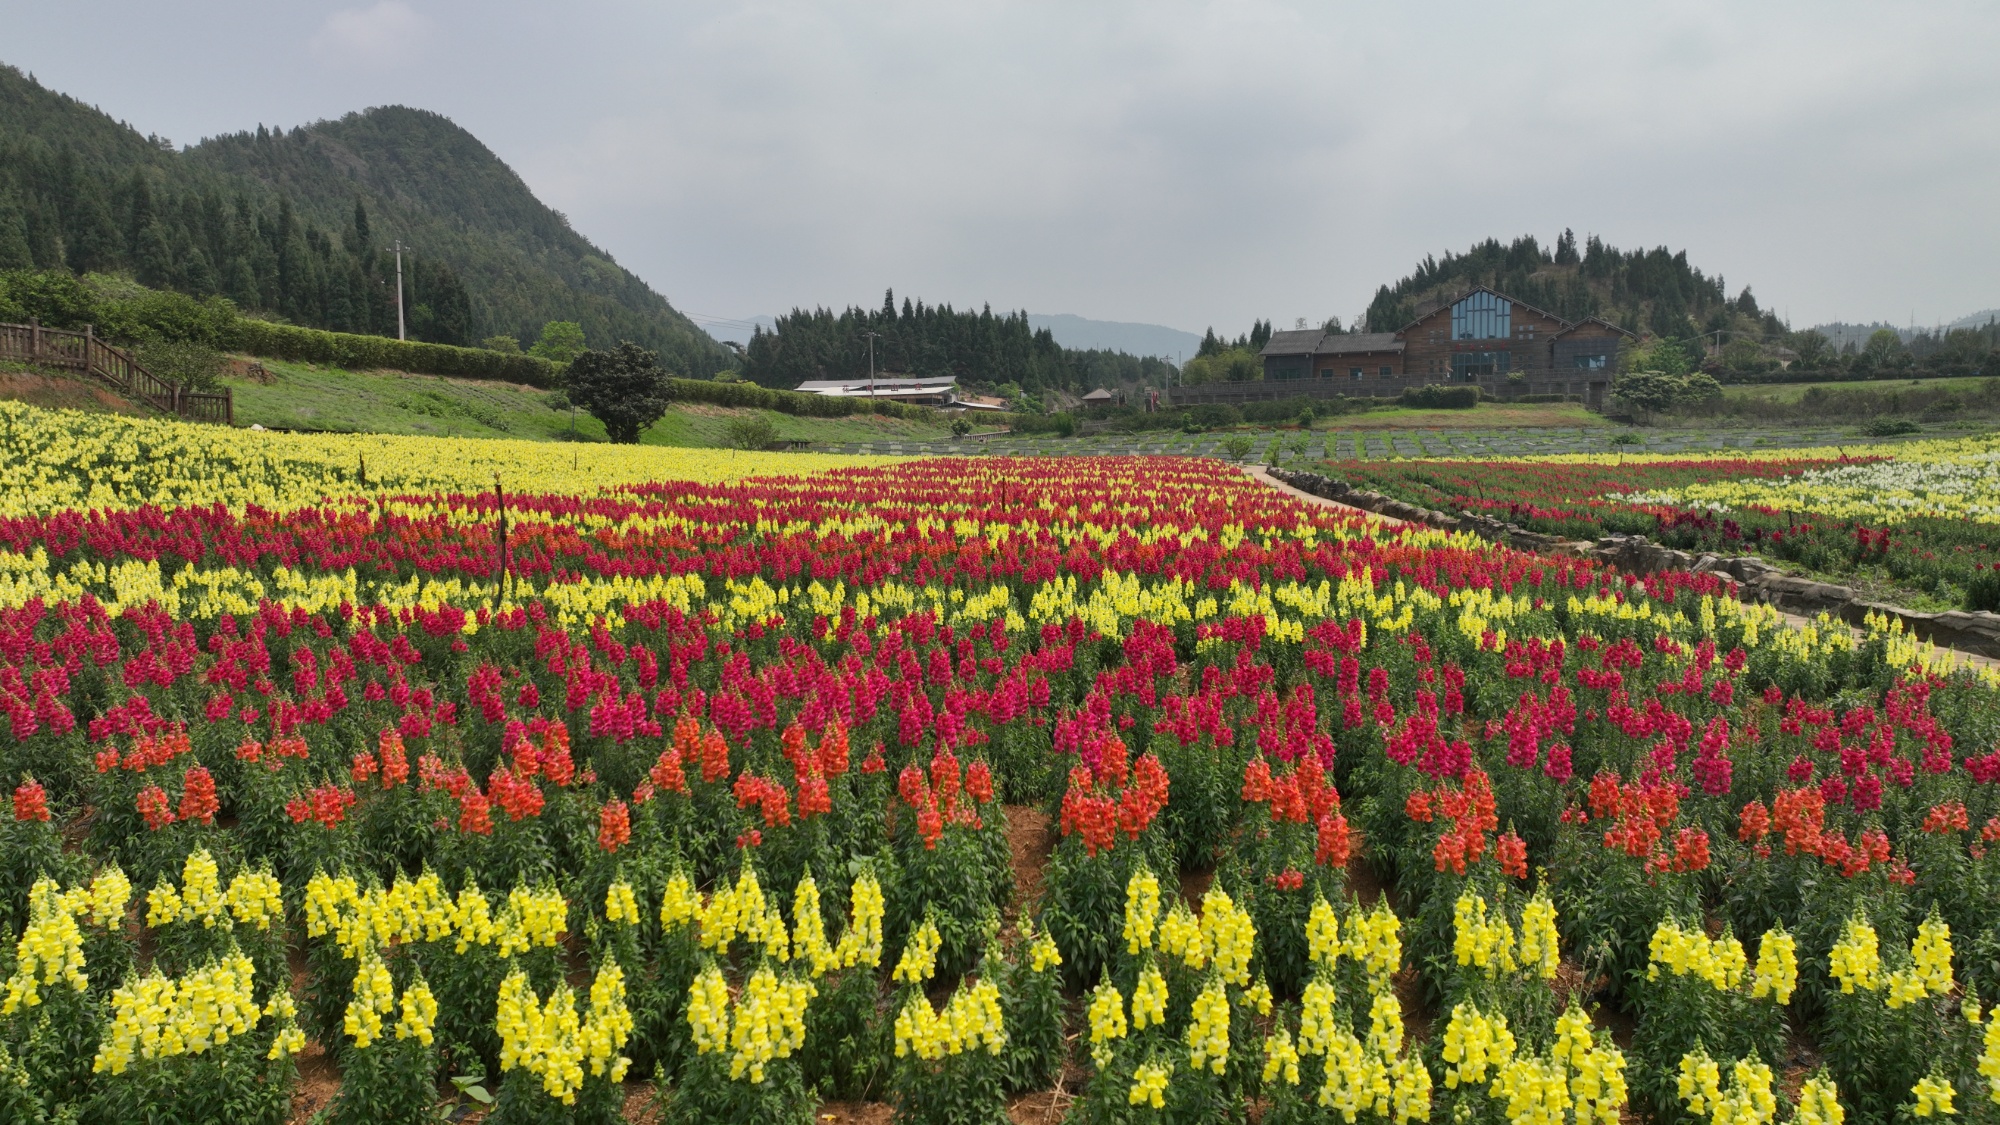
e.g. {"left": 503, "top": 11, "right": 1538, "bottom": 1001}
{"left": 0, "top": 63, "right": 733, "bottom": 376}
{"left": 1025, "top": 314, "right": 1202, "bottom": 362}
{"left": 1809, "top": 311, "right": 2000, "bottom": 352}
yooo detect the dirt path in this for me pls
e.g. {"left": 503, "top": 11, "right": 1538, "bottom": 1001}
{"left": 1242, "top": 465, "right": 2000, "bottom": 674}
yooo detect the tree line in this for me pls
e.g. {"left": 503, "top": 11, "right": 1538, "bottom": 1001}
{"left": 740, "top": 290, "right": 1176, "bottom": 395}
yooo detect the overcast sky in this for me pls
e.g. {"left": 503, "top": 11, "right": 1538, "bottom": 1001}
{"left": 4, "top": 1, "right": 1997, "bottom": 334}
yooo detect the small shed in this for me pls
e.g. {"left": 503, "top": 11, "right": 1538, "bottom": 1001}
{"left": 1080, "top": 388, "right": 1118, "bottom": 405}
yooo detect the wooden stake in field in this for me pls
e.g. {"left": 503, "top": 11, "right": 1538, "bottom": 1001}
{"left": 494, "top": 473, "right": 511, "bottom": 603}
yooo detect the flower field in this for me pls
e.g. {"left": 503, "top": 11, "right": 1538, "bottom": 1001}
{"left": 6, "top": 401, "right": 2000, "bottom": 1124}
{"left": 1323, "top": 436, "right": 2000, "bottom": 611}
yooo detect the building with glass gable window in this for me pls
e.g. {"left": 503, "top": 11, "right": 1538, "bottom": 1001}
{"left": 1190, "top": 285, "right": 1632, "bottom": 407}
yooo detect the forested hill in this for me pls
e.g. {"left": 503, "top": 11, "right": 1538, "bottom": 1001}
{"left": 0, "top": 64, "right": 732, "bottom": 377}
{"left": 1361, "top": 231, "right": 1788, "bottom": 343}
{"left": 740, "top": 291, "right": 1177, "bottom": 394}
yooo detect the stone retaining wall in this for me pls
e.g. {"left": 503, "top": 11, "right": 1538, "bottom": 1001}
{"left": 1269, "top": 467, "right": 2000, "bottom": 661}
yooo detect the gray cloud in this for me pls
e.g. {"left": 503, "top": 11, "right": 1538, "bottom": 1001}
{"left": 4, "top": 0, "right": 1996, "bottom": 331}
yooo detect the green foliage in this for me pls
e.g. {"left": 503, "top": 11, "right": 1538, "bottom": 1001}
{"left": 1611, "top": 369, "right": 1723, "bottom": 413}
{"left": 1399, "top": 384, "right": 1480, "bottom": 409}
{"left": 949, "top": 415, "right": 973, "bottom": 437}
{"left": 1222, "top": 434, "right": 1255, "bottom": 460}
{"left": 1864, "top": 417, "right": 1922, "bottom": 437}
{"left": 528, "top": 321, "right": 587, "bottom": 366}
{"left": 664, "top": 376, "right": 938, "bottom": 422}
{"left": 566, "top": 343, "right": 672, "bottom": 443}
{"left": 740, "top": 288, "right": 1174, "bottom": 394}
{"left": 1179, "top": 347, "right": 1261, "bottom": 385}
{"left": 228, "top": 316, "right": 557, "bottom": 385}
{"left": 1361, "top": 230, "right": 1756, "bottom": 343}
{"left": 134, "top": 339, "right": 225, "bottom": 392}
{"left": 0, "top": 269, "right": 558, "bottom": 384}
{"left": 721, "top": 414, "right": 778, "bottom": 450}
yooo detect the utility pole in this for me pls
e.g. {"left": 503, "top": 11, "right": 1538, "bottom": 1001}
{"left": 393, "top": 240, "right": 408, "bottom": 341}
{"left": 862, "top": 330, "right": 881, "bottom": 398}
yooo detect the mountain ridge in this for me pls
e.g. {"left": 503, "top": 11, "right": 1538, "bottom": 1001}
{"left": 0, "top": 64, "right": 732, "bottom": 377}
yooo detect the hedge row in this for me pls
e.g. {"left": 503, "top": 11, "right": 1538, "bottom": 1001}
{"left": 224, "top": 320, "right": 559, "bottom": 387}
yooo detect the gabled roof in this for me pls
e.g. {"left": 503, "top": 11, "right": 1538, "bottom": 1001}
{"left": 1314, "top": 332, "right": 1402, "bottom": 356}
{"left": 1081, "top": 388, "right": 1117, "bottom": 401}
{"left": 1258, "top": 329, "right": 1325, "bottom": 357}
{"left": 1552, "top": 315, "right": 1636, "bottom": 339}
{"left": 1259, "top": 330, "right": 1403, "bottom": 358}
{"left": 1395, "top": 284, "right": 1587, "bottom": 336}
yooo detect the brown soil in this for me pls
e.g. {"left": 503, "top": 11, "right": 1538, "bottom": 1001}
{"left": 818, "top": 1100, "right": 895, "bottom": 1124}
{"left": 288, "top": 1040, "right": 342, "bottom": 1122}
{"left": 1177, "top": 867, "right": 1214, "bottom": 907}
{"left": 0, "top": 366, "right": 147, "bottom": 415}
{"left": 1004, "top": 803, "right": 1054, "bottom": 928}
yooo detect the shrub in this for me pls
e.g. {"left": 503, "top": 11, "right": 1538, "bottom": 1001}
{"left": 950, "top": 416, "right": 973, "bottom": 437}
{"left": 135, "top": 340, "right": 227, "bottom": 392}
{"left": 1611, "top": 370, "right": 1723, "bottom": 413}
{"left": 1864, "top": 418, "right": 1922, "bottom": 437}
{"left": 723, "top": 414, "right": 780, "bottom": 450}
{"left": 227, "top": 319, "right": 559, "bottom": 386}
{"left": 1399, "top": 384, "right": 1481, "bottom": 409}
{"left": 1222, "top": 434, "right": 1255, "bottom": 460}
{"left": 566, "top": 343, "right": 673, "bottom": 443}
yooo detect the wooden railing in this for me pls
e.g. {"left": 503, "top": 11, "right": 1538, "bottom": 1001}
{"left": 0, "top": 321, "right": 233, "bottom": 425}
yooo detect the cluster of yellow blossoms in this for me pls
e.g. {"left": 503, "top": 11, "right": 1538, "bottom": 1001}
{"left": 1306, "top": 897, "right": 1403, "bottom": 984}
{"left": 1131, "top": 882, "right": 1261, "bottom": 987}
{"left": 1912, "top": 1072, "right": 1957, "bottom": 1118}
{"left": 1454, "top": 892, "right": 1558, "bottom": 981}
{"left": 1796, "top": 1075, "right": 1845, "bottom": 1125}
{"left": 1679, "top": 1051, "right": 1777, "bottom": 1125}
{"left": 1087, "top": 979, "right": 1130, "bottom": 1067}
{"left": 1186, "top": 980, "right": 1230, "bottom": 1075}
{"left": 1887, "top": 915, "right": 1955, "bottom": 1010}
{"left": 1129, "top": 1060, "right": 1173, "bottom": 1108}
{"left": 3, "top": 878, "right": 91, "bottom": 1014}
{"left": 1131, "top": 964, "right": 1168, "bottom": 1030}
{"left": 1750, "top": 929, "right": 1798, "bottom": 1005}
{"left": 1442, "top": 1003, "right": 1624, "bottom": 1125}
{"left": 1648, "top": 919, "right": 1748, "bottom": 991}
{"left": 1441, "top": 1003, "right": 1517, "bottom": 1089}
{"left": 604, "top": 880, "right": 641, "bottom": 926}
{"left": 303, "top": 869, "right": 560, "bottom": 960}
{"left": 1829, "top": 913, "right": 1882, "bottom": 994}
{"left": 1124, "top": 865, "right": 1162, "bottom": 955}
{"left": 687, "top": 963, "right": 815, "bottom": 1084}
{"left": 1980, "top": 1007, "right": 2000, "bottom": 1105}
{"left": 1025, "top": 919, "right": 1062, "bottom": 974}
{"left": 664, "top": 866, "right": 884, "bottom": 976}
{"left": 495, "top": 963, "right": 631, "bottom": 1103}
{"left": 893, "top": 977, "right": 1006, "bottom": 1061}
{"left": 894, "top": 919, "right": 943, "bottom": 985}
{"left": 343, "top": 952, "right": 437, "bottom": 1050}
{"left": 146, "top": 851, "right": 282, "bottom": 933}
{"left": 1292, "top": 989, "right": 1429, "bottom": 1123}
{"left": 92, "top": 952, "right": 302, "bottom": 1074}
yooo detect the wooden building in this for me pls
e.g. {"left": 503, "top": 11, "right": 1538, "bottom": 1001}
{"left": 1175, "top": 286, "right": 1632, "bottom": 407}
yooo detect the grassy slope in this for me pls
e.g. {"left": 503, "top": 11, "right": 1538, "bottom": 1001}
{"left": 221, "top": 358, "right": 951, "bottom": 446}
{"left": 1719, "top": 375, "right": 1998, "bottom": 405}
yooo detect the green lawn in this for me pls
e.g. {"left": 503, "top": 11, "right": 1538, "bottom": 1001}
{"left": 221, "top": 358, "right": 953, "bottom": 446}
